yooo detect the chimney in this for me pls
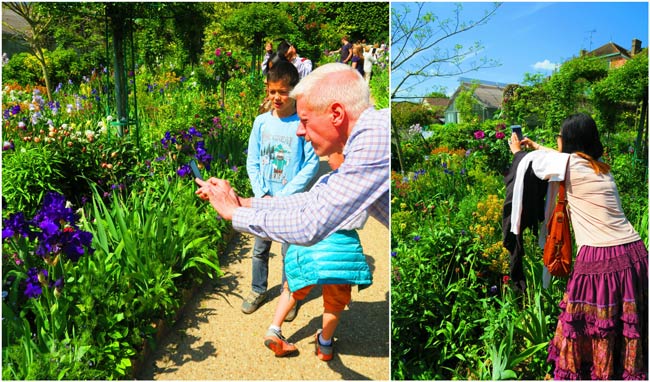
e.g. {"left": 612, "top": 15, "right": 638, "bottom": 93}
{"left": 631, "top": 39, "right": 642, "bottom": 56}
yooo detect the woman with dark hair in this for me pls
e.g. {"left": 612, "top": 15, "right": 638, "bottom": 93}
{"left": 509, "top": 113, "right": 648, "bottom": 380}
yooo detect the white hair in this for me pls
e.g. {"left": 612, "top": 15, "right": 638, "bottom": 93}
{"left": 290, "top": 63, "right": 370, "bottom": 119}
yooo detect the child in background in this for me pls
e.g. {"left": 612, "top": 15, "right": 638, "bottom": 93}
{"left": 243, "top": 61, "right": 320, "bottom": 317}
{"left": 262, "top": 151, "right": 373, "bottom": 361}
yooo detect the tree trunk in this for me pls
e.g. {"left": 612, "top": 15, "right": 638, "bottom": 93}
{"left": 391, "top": 120, "right": 406, "bottom": 174}
{"left": 111, "top": 12, "right": 128, "bottom": 136}
{"left": 34, "top": 47, "right": 52, "bottom": 102}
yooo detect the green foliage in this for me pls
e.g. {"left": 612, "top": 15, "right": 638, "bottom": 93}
{"left": 455, "top": 83, "right": 480, "bottom": 124}
{"left": 391, "top": 102, "right": 437, "bottom": 131}
{"left": 543, "top": 57, "right": 608, "bottom": 129}
{"left": 501, "top": 74, "right": 547, "bottom": 129}
{"left": 329, "top": 2, "right": 390, "bottom": 44}
{"left": 370, "top": 64, "right": 390, "bottom": 109}
{"left": 2, "top": 145, "right": 66, "bottom": 217}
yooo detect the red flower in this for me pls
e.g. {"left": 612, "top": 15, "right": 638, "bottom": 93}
{"left": 495, "top": 131, "right": 506, "bottom": 140}
{"left": 502, "top": 275, "right": 510, "bottom": 284}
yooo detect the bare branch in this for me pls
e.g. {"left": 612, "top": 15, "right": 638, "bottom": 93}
{"left": 391, "top": 2, "right": 502, "bottom": 99}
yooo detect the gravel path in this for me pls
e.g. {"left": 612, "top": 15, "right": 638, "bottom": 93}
{"left": 138, "top": 161, "right": 390, "bottom": 380}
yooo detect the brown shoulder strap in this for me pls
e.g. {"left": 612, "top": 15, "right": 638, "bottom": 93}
{"left": 558, "top": 181, "right": 566, "bottom": 203}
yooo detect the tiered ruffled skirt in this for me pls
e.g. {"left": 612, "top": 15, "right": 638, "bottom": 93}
{"left": 548, "top": 240, "right": 648, "bottom": 380}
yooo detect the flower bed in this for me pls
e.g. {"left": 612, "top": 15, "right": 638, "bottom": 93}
{"left": 1, "top": 63, "right": 251, "bottom": 379}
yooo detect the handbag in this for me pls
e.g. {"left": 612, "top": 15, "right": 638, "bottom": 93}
{"left": 543, "top": 181, "right": 572, "bottom": 277}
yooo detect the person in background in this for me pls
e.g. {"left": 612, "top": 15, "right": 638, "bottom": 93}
{"left": 277, "top": 40, "right": 312, "bottom": 80}
{"left": 330, "top": 36, "right": 353, "bottom": 65}
{"left": 362, "top": 44, "right": 378, "bottom": 84}
{"left": 350, "top": 44, "right": 365, "bottom": 78}
{"left": 261, "top": 41, "right": 274, "bottom": 75}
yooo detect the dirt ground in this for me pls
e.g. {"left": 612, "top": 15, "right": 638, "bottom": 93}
{"left": 137, "top": 160, "right": 390, "bottom": 380}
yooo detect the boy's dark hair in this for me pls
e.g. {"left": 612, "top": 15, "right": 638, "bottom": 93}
{"left": 560, "top": 113, "right": 604, "bottom": 159}
{"left": 277, "top": 40, "right": 292, "bottom": 60}
{"left": 267, "top": 60, "right": 300, "bottom": 88}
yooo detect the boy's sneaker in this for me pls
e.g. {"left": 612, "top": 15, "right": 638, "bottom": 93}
{"left": 263, "top": 329, "right": 298, "bottom": 357}
{"left": 314, "top": 329, "right": 334, "bottom": 361}
{"left": 241, "top": 291, "right": 266, "bottom": 314}
{"left": 284, "top": 302, "right": 298, "bottom": 322}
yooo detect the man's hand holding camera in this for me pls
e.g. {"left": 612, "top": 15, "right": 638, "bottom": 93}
{"left": 195, "top": 178, "right": 249, "bottom": 221}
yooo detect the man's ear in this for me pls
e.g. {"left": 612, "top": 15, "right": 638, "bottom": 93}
{"left": 330, "top": 102, "right": 345, "bottom": 128}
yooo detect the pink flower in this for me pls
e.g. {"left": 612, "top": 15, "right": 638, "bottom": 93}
{"left": 473, "top": 130, "right": 485, "bottom": 139}
{"left": 215, "top": 48, "right": 221, "bottom": 57}
{"left": 208, "top": 60, "right": 214, "bottom": 65}
{"left": 495, "top": 131, "right": 506, "bottom": 139}
{"left": 226, "top": 51, "right": 232, "bottom": 57}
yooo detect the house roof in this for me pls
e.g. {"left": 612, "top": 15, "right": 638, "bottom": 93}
{"left": 449, "top": 82, "right": 505, "bottom": 109}
{"left": 588, "top": 42, "right": 631, "bottom": 59}
{"left": 473, "top": 84, "right": 505, "bottom": 108}
{"left": 2, "top": 8, "right": 30, "bottom": 36}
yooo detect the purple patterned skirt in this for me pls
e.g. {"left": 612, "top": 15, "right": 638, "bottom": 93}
{"left": 547, "top": 240, "right": 648, "bottom": 380}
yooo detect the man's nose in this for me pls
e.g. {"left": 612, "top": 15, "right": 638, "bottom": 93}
{"left": 296, "top": 122, "right": 306, "bottom": 137}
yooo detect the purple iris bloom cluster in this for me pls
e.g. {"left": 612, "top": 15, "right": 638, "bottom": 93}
{"left": 3, "top": 104, "right": 21, "bottom": 120}
{"left": 161, "top": 127, "right": 213, "bottom": 177}
{"left": 4, "top": 192, "right": 94, "bottom": 261}
{"left": 23, "top": 268, "right": 64, "bottom": 299}
{"left": 160, "top": 131, "right": 177, "bottom": 149}
{"left": 24, "top": 268, "right": 45, "bottom": 298}
{"left": 31, "top": 193, "right": 93, "bottom": 261}
{"left": 3, "top": 192, "right": 94, "bottom": 298}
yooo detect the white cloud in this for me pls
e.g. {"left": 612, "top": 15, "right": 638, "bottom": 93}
{"left": 532, "top": 59, "right": 560, "bottom": 71}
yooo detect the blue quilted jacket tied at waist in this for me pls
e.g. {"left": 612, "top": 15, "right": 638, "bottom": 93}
{"left": 284, "top": 230, "right": 373, "bottom": 292}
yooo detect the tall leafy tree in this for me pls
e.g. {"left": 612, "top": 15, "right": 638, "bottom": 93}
{"left": 222, "top": 3, "right": 293, "bottom": 74}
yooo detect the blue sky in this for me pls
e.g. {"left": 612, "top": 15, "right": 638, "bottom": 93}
{"left": 391, "top": 1, "right": 649, "bottom": 100}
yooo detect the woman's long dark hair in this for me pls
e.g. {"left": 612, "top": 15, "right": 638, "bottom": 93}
{"left": 560, "top": 113, "right": 610, "bottom": 174}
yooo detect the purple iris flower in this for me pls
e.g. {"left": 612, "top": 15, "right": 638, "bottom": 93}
{"left": 24, "top": 268, "right": 44, "bottom": 298}
{"left": 188, "top": 126, "right": 202, "bottom": 137}
{"left": 2, "top": 212, "right": 31, "bottom": 240}
{"left": 63, "top": 229, "right": 94, "bottom": 261}
{"left": 177, "top": 164, "right": 191, "bottom": 177}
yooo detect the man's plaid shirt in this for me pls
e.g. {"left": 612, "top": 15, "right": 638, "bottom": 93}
{"left": 233, "top": 107, "right": 389, "bottom": 245}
